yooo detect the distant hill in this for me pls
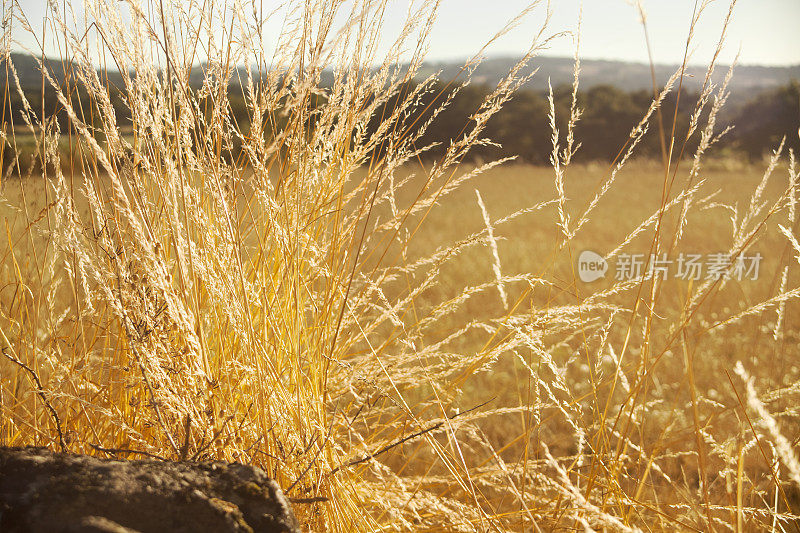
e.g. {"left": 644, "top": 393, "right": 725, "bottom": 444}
{"left": 416, "top": 56, "right": 800, "bottom": 94}
{"left": 4, "top": 52, "right": 797, "bottom": 96}
{"left": 2, "top": 53, "right": 797, "bottom": 164}
{"left": 2, "top": 53, "right": 125, "bottom": 90}
{"left": 3, "top": 53, "right": 66, "bottom": 89}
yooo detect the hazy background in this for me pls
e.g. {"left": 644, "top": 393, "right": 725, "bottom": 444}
{"left": 4, "top": 0, "right": 799, "bottom": 167}
{"left": 10, "top": 0, "right": 800, "bottom": 67}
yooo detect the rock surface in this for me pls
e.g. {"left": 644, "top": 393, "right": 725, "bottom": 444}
{"left": 0, "top": 447, "right": 300, "bottom": 533}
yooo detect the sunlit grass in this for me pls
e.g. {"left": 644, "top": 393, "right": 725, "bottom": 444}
{"left": 1, "top": 0, "right": 799, "bottom": 531}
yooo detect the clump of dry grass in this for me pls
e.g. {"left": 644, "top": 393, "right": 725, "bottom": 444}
{"left": 2, "top": 0, "right": 800, "bottom": 531}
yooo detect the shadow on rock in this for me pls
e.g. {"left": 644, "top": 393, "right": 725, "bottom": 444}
{"left": 0, "top": 447, "right": 300, "bottom": 533}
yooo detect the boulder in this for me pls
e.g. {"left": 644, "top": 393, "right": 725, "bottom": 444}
{"left": 0, "top": 447, "right": 300, "bottom": 533}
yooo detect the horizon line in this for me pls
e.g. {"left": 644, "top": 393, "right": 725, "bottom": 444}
{"left": 7, "top": 49, "right": 800, "bottom": 71}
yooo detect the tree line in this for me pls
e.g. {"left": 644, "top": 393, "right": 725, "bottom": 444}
{"left": 3, "top": 71, "right": 798, "bottom": 169}
{"left": 367, "top": 80, "right": 799, "bottom": 163}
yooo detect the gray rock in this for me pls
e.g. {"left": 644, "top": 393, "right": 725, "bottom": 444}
{"left": 0, "top": 447, "right": 300, "bottom": 533}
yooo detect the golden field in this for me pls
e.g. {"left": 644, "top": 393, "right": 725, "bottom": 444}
{"left": 3, "top": 157, "right": 799, "bottom": 530}
{"left": 2, "top": 0, "right": 800, "bottom": 530}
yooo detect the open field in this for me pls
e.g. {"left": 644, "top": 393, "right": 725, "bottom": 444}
{"left": 2, "top": 0, "right": 800, "bottom": 531}
{"left": 3, "top": 158, "right": 799, "bottom": 530}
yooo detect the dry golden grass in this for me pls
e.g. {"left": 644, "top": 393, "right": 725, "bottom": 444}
{"left": 1, "top": 0, "right": 800, "bottom": 531}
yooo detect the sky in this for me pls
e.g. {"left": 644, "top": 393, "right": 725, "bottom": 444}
{"left": 415, "top": 0, "right": 800, "bottom": 66}
{"left": 9, "top": 0, "right": 800, "bottom": 67}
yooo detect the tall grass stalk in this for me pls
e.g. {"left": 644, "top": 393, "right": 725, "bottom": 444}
{"left": 1, "top": 0, "right": 799, "bottom": 531}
